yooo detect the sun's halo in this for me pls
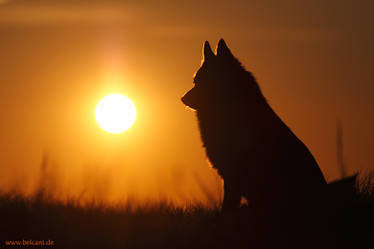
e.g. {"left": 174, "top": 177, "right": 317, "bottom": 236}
{"left": 95, "top": 94, "right": 136, "bottom": 133}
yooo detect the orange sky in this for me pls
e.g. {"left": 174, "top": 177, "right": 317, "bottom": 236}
{"left": 0, "top": 0, "right": 373, "bottom": 206}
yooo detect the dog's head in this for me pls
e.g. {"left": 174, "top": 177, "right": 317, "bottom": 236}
{"left": 181, "top": 39, "right": 261, "bottom": 111}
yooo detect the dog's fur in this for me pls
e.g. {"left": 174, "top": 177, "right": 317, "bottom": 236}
{"left": 181, "top": 39, "right": 327, "bottom": 219}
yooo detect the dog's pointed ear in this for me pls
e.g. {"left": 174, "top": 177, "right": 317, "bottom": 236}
{"left": 217, "top": 38, "right": 233, "bottom": 57}
{"left": 203, "top": 41, "right": 215, "bottom": 61}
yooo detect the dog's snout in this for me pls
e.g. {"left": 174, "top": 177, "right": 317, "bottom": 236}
{"left": 181, "top": 89, "right": 197, "bottom": 110}
{"left": 181, "top": 95, "right": 187, "bottom": 105}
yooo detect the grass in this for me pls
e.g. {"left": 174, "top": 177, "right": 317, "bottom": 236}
{"left": 0, "top": 175, "right": 373, "bottom": 249}
{"left": 0, "top": 191, "right": 221, "bottom": 249}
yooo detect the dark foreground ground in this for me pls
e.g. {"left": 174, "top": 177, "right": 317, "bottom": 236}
{"left": 0, "top": 175, "right": 373, "bottom": 249}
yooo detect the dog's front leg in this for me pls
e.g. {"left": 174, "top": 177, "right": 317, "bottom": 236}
{"left": 221, "top": 177, "right": 241, "bottom": 213}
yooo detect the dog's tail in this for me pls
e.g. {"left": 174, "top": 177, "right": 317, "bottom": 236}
{"left": 328, "top": 173, "right": 358, "bottom": 199}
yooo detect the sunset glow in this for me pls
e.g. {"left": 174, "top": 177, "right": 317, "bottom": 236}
{"left": 95, "top": 94, "right": 136, "bottom": 133}
{"left": 0, "top": 0, "right": 372, "bottom": 209}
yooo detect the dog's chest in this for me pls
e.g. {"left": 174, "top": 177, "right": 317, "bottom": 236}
{"left": 197, "top": 112, "right": 259, "bottom": 167}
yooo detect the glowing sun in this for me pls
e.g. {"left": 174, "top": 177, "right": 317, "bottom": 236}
{"left": 95, "top": 94, "right": 136, "bottom": 133}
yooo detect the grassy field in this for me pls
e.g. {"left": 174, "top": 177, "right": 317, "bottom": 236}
{"left": 0, "top": 175, "right": 373, "bottom": 249}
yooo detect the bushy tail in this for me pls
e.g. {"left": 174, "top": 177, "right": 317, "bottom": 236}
{"left": 326, "top": 173, "right": 374, "bottom": 249}
{"left": 328, "top": 173, "right": 358, "bottom": 202}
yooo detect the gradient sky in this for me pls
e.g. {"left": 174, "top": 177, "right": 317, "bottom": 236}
{"left": 0, "top": 0, "right": 373, "bottom": 205}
